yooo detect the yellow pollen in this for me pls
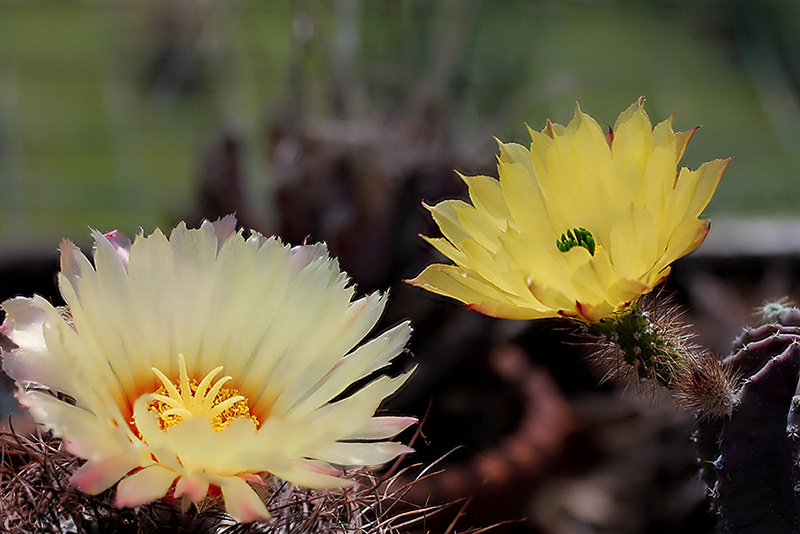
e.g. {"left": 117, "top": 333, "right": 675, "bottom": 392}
{"left": 146, "top": 354, "right": 259, "bottom": 432}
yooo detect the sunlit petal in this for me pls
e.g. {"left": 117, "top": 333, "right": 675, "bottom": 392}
{"left": 1, "top": 216, "right": 414, "bottom": 521}
{"left": 410, "top": 100, "right": 727, "bottom": 322}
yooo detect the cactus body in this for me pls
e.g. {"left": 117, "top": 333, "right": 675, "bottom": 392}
{"left": 695, "top": 312, "right": 800, "bottom": 533}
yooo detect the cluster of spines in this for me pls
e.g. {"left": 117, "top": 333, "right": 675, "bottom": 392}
{"left": 586, "top": 293, "right": 737, "bottom": 419}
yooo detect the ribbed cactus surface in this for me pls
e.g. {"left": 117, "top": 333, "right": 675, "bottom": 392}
{"left": 695, "top": 308, "right": 800, "bottom": 533}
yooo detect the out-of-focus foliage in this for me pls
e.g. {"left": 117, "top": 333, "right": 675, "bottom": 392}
{"left": 2, "top": 1, "right": 800, "bottom": 250}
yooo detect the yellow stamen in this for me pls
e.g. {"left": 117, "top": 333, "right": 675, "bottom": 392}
{"left": 146, "top": 354, "right": 259, "bottom": 432}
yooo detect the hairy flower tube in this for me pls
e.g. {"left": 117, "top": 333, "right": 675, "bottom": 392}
{"left": 0, "top": 217, "right": 415, "bottom": 522}
{"left": 408, "top": 99, "right": 729, "bottom": 322}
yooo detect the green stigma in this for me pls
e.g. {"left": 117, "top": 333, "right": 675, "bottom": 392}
{"left": 556, "top": 227, "right": 596, "bottom": 255}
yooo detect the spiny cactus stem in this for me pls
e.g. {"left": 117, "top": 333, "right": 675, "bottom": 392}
{"left": 733, "top": 333, "right": 800, "bottom": 379}
{"left": 710, "top": 338, "right": 800, "bottom": 532}
{"left": 590, "top": 306, "right": 683, "bottom": 390}
{"left": 586, "top": 296, "right": 736, "bottom": 418}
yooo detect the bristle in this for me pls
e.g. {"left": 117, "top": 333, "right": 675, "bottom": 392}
{"left": 0, "top": 430, "right": 491, "bottom": 533}
{"left": 584, "top": 292, "right": 737, "bottom": 418}
{"left": 672, "top": 350, "right": 738, "bottom": 419}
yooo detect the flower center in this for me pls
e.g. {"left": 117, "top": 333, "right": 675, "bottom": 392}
{"left": 147, "top": 354, "right": 259, "bottom": 432}
{"left": 556, "top": 227, "right": 600, "bottom": 256}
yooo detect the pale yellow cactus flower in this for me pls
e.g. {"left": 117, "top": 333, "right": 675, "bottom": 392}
{"left": 0, "top": 216, "right": 415, "bottom": 523}
{"left": 409, "top": 99, "right": 729, "bottom": 322}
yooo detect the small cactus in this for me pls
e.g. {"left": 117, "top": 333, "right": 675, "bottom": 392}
{"left": 587, "top": 294, "right": 736, "bottom": 418}
{"left": 695, "top": 304, "right": 800, "bottom": 533}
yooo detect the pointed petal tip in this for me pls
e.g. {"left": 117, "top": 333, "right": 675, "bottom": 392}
{"left": 543, "top": 118, "right": 556, "bottom": 138}
{"left": 100, "top": 229, "right": 132, "bottom": 269}
{"left": 212, "top": 214, "right": 238, "bottom": 246}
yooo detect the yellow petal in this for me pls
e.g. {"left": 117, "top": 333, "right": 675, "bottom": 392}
{"left": 459, "top": 172, "right": 511, "bottom": 222}
{"left": 411, "top": 99, "right": 728, "bottom": 321}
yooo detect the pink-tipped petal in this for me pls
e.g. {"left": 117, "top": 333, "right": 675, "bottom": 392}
{"left": 212, "top": 214, "right": 238, "bottom": 250}
{"left": 217, "top": 476, "right": 270, "bottom": 523}
{"left": 174, "top": 475, "right": 210, "bottom": 503}
{"left": 115, "top": 465, "right": 177, "bottom": 509}
{"left": 103, "top": 230, "right": 132, "bottom": 270}
{"left": 1, "top": 297, "right": 75, "bottom": 395}
{"left": 343, "top": 416, "right": 418, "bottom": 440}
{"left": 70, "top": 454, "right": 140, "bottom": 495}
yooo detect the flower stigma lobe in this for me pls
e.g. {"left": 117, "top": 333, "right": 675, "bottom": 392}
{"left": 556, "top": 227, "right": 598, "bottom": 255}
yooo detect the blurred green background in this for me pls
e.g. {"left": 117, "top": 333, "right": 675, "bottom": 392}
{"left": 2, "top": 0, "right": 800, "bottom": 251}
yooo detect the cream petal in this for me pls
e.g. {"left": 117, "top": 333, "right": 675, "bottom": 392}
{"left": 58, "top": 239, "right": 95, "bottom": 293}
{"left": 1, "top": 297, "right": 77, "bottom": 396}
{"left": 342, "top": 416, "right": 418, "bottom": 440}
{"left": 8, "top": 218, "right": 418, "bottom": 512}
{"left": 167, "top": 417, "right": 257, "bottom": 475}
{"left": 223, "top": 238, "right": 293, "bottom": 382}
{"left": 91, "top": 230, "right": 147, "bottom": 389}
{"left": 266, "top": 290, "right": 388, "bottom": 415}
{"left": 288, "top": 241, "right": 327, "bottom": 270}
{"left": 124, "top": 228, "right": 175, "bottom": 381}
{"left": 55, "top": 275, "right": 135, "bottom": 413}
{"left": 39, "top": 303, "right": 130, "bottom": 419}
{"left": 103, "top": 230, "right": 132, "bottom": 271}
{"left": 214, "top": 476, "right": 270, "bottom": 523}
{"left": 193, "top": 230, "right": 257, "bottom": 372}
{"left": 314, "top": 441, "right": 413, "bottom": 466}
{"left": 212, "top": 213, "right": 238, "bottom": 249}
{"left": 280, "top": 322, "right": 412, "bottom": 419}
{"left": 19, "top": 390, "right": 125, "bottom": 459}
{"left": 245, "top": 258, "right": 357, "bottom": 412}
{"left": 115, "top": 464, "right": 177, "bottom": 509}
{"left": 169, "top": 220, "right": 219, "bottom": 275}
{"left": 264, "top": 459, "right": 352, "bottom": 490}
{"left": 299, "top": 371, "right": 415, "bottom": 453}
{"left": 174, "top": 475, "right": 211, "bottom": 503}
{"left": 71, "top": 453, "right": 141, "bottom": 495}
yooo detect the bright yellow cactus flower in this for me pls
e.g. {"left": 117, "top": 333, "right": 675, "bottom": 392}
{"left": 408, "top": 99, "right": 729, "bottom": 322}
{"left": 0, "top": 216, "right": 415, "bottom": 523}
